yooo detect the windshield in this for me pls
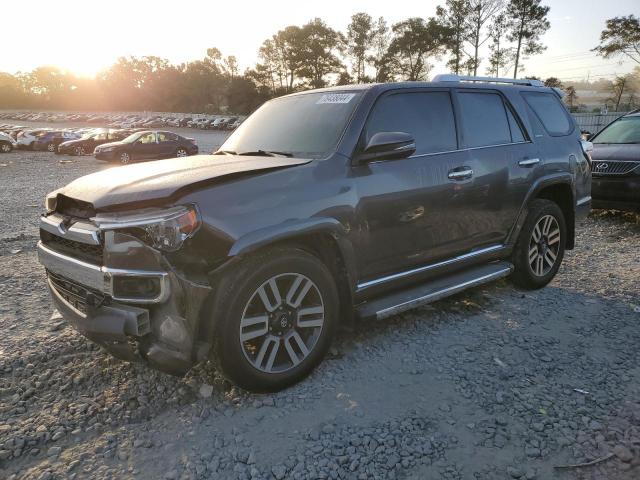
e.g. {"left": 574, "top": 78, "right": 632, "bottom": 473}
{"left": 121, "top": 132, "right": 144, "bottom": 143}
{"left": 219, "top": 91, "right": 362, "bottom": 158}
{"left": 593, "top": 116, "right": 640, "bottom": 144}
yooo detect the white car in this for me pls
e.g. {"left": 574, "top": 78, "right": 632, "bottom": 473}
{"left": 16, "top": 129, "right": 49, "bottom": 150}
{"left": 0, "top": 132, "right": 17, "bottom": 153}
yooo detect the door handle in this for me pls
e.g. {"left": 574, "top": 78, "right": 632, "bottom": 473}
{"left": 448, "top": 168, "right": 473, "bottom": 180}
{"left": 518, "top": 158, "right": 540, "bottom": 167}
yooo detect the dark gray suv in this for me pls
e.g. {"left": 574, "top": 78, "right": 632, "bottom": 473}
{"left": 37, "top": 75, "right": 591, "bottom": 392}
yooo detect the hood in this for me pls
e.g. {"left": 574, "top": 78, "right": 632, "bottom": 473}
{"left": 591, "top": 143, "right": 640, "bottom": 161}
{"left": 96, "top": 140, "right": 127, "bottom": 150}
{"left": 52, "top": 154, "right": 311, "bottom": 209}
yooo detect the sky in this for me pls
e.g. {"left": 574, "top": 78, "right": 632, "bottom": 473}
{"left": 0, "top": 0, "right": 637, "bottom": 81}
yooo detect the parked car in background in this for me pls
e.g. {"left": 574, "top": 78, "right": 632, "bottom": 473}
{"left": 17, "top": 129, "right": 50, "bottom": 150}
{"left": 58, "top": 130, "right": 130, "bottom": 155}
{"left": 94, "top": 130, "right": 198, "bottom": 164}
{"left": 37, "top": 76, "right": 591, "bottom": 392}
{"left": 0, "top": 131, "right": 17, "bottom": 153}
{"left": 33, "top": 131, "right": 81, "bottom": 152}
{"left": 226, "top": 118, "right": 242, "bottom": 130}
{"left": 590, "top": 110, "right": 640, "bottom": 212}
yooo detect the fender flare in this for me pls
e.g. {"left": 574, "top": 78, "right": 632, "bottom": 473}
{"left": 505, "top": 172, "right": 575, "bottom": 248}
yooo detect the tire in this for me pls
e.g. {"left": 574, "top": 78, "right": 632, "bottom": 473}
{"left": 47, "top": 142, "right": 56, "bottom": 153}
{"left": 176, "top": 147, "right": 188, "bottom": 158}
{"left": 511, "top": 199, "right": 566, "bottom": 289}
{"left": 0, "top": 141, "right": 12, "bottom": 153}
{"left": 211, "top": 247, "right": 339, "bottom": 392}
{"left": 74, "top": 146, "right": 85, "bottom": 156}
{"left": 119, "top": 152, "right": 131, "bottom": 164}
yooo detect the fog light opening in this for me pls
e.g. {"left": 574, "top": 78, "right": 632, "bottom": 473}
{"left": 112, "top": 276, "right": 161, "bottom": 300}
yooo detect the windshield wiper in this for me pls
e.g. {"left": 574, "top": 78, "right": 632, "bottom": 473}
{"left": 238, "top": 149, "right": 294, "bottom": 157}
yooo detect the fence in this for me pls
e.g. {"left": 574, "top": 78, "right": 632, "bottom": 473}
{"left": 571, "top": 112, "right": 629, "bottom": 135}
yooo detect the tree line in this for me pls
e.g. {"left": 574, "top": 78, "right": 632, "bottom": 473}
{"left": 0, "top": 5, "right": 638, "bottom": 115}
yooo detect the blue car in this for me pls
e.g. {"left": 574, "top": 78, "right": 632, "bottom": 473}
{"left": 33, "top": 131, "right": 81, "bottom": 153}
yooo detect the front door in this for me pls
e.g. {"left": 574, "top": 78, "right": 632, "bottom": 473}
{"left": 133, "top": 132, "right": 158, "bottom": 159}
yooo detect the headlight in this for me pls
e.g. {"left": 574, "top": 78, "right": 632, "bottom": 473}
{"left": 96, "top": 205, "right": 201, "bottom": 252}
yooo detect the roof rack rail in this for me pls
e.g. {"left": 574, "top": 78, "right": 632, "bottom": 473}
{"left": 432, "top": 74, "right": 544, "bottom": 87}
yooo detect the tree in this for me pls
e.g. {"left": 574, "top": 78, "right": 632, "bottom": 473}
{"left": 486, "top": 12, "right": 512, "bottom": 76}
{"left": 437, "top": 0, "right": 471, "bottom": 74}
{"left": 297, "top": 18, "right": 344, "bottom": 88}
{"left": 386, "top": 17, "right": 449, "bottom": 81}
{"left": 608, "top": 76, "right": 628, "bottom": 111}
{"left": 505, "top": 0, "right": 550, "bottom": 78}
{"left": 543, "top": 77, "right": 563, "bottom": 88}
{"left": 369, "top": 17, "right": 392, "bottom": 82}
{"left": 564, "top": 85, "right": 578, "bottom": 110}
{"left": 593, "top": 15, "right": 640, "bottom": 65}
{"left": 346, "top": 13, "right": 375, "bottom": 82}
{"left": 466, "top": 0, "right": 504, "bottom": 75}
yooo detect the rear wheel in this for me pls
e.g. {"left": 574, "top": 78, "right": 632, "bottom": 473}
{"left": 47, "top": 142, "right": 56, "bottom": 153}
{"left": 176, "top": 147, "right": 188, "bottom": 157}
{"left": 211, "top": 247, "right": 338, "bottom": 392}
{"left": 119, "top": 152, "right": 131, "bottom": 164}
{"left": 74, "top": 145, "right": 85, "bottom": 156}
{"left": 0, "top": 141, "right": 12, "bottom": 153}
{"left": 511, "top": 199, "right": 566, "bottom": 289}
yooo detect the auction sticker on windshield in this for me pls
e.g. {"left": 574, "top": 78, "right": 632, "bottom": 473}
{"left": 316, "top": 93, "right": 356, "bottom": 104}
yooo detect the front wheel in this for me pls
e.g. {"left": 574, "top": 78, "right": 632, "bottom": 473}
{"left": 511, "top": 199, "right": 566, "bottom": 289}
{"left": 0, "top": 141, "right": 12, "bottom": 153}
{"left": 176, "top": 148, "right": 188, "bottom": 157}
{"left": 211, "top": 247, "right": 338, "bottom": 392}
{"left": 47, "top": 142, "right": 56, "bottom": 153}
{"left": 74, "top": 146, "right": 86, "bottom": 156}
{"left": 119, "top": 152, "right": 131, "bottom": 164}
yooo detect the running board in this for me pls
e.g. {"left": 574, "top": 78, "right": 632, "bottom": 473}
{"left": 356, "top": 261, "right": 513, "bottom": 321}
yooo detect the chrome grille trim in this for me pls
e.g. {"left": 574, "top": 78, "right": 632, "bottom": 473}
{"left": 591, "top": 160, "right": 640, "bottom": 176}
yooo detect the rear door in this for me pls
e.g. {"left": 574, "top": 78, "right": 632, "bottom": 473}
{"left": 157, "top": 132, "right": 179, "bottom": 157}
{"left": 452, "top": 88, "right": 541, "bottom": 245}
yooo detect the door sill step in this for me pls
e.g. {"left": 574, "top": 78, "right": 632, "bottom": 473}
{"left": 356, "top": 261, "right": 513, "bottom": 321}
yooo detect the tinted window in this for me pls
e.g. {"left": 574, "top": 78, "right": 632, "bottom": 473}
{"left": 458, "top": 92, "right": 511, "bottom": 148}
{"left": 522, "top": 92, "right": 573, "bottom": 136}
{"left": 366, "top": 91, "right": 457, "bottom": 155}
{"left": 158, "top": 132, "right": 178, "bottom": 142}
{"left": 506, "top": 107, "right": 526, "bottom": 142}
{"left": 138, "top": 133, "right": 156, "bottom": 144}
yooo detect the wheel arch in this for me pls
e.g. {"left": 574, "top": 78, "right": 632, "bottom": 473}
{"left": 196, "top": 219, "right": 358, "bottom": 354}
{"left": 507, "top": 173, "right": 576, "bottom": 250}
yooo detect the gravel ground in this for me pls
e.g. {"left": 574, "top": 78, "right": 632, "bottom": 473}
{"left": 0, "top": 147, "right": 639, "bottom": 480}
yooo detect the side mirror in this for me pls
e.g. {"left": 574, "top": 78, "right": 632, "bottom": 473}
{"left": 357, "top": 132, "right": 416, "bottom": 163}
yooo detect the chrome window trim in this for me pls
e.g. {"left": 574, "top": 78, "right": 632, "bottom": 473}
{"left": 407, "top": 141, "right": 532, "bottom": 160}
{"left": 38, "top": 242, "right": 169, "bottom": 304}
{"left": 357, "top": 244, "right": 505, "bottom": 291}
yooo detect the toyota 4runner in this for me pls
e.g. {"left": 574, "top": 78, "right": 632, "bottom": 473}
{"left": 37, "top": 75, "right": 592, "bottom": 392}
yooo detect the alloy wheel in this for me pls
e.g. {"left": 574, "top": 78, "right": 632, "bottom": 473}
{"left": 176, "top": 148, "right": 187, "bottom": 157}
{"left": 47, "top": 143, "right": 56, "bottom": 152}
{"left": 1, "top": 143, "right": 11, "bottom": 153}
{"left": 75, "top": 146, "right": 85, "bottom": 155}
{"left": 528, "top": 214, "right": 561, "bottom": 277}
{"left": 120, "top": 152, "right": 130, "bottom": 164}
{"left": 239, "top": 273, "right": 325, "bottom": 374}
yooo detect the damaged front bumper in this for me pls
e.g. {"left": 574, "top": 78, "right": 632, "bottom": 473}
{"left": 37, "top": 214, "right": 212, "bottom": 376}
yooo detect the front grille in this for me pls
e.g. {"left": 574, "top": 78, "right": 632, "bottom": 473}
{"left": 592, "top": 160, "right": 640, "bottom": 176}
{"left": 47, "top": 270, "right": 107, "bottom": 314}
{"left": 40, "top": 230, "right": 103, "bottom": 265}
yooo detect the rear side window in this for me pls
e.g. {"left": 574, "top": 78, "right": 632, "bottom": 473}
{"left": 522, "top": 92, "right": 573, "bottom": 136}
{"left": 366, "top": 91, "right": 457, "bottom": 155}
{"left": 457, "top": 92, "right": 512, "bottom": 148}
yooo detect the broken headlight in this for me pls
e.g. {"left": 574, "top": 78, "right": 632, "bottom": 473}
{"left": 95, "top": 205, "right": 201, "bottom": 252}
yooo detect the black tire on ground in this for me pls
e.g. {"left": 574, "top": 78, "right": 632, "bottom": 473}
{"left": 0, "top": 141, "right": 13, "bottom": 153}
{"left": 176, "top": 148, "right": 188, "bottom": 157}
{"left": 211, "top": 246, "right": 339, "bottom": 392}
{"left": 511, "top": 199, "right": 566, "bottom": 290}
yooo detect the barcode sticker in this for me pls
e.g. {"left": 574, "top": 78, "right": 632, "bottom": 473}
{"left": 316, "top": 93, "right": 356, "bottom": 104}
